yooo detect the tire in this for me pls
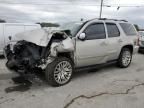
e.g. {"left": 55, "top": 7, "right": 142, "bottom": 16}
{"left": 45, "top": 57, "right": 73, "bottom": 87}
{"left": 117, "top": 48, "right": 132, "bottom": 68}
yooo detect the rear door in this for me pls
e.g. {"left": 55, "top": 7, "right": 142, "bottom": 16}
{"left": 105, "top": 22, "right": 122, "bottom": 60}
{"left": 4, "top": 24, "right": 24, "bottom": 44}
{"left": 76, "top": 22, "right": 108, "bottom": 67}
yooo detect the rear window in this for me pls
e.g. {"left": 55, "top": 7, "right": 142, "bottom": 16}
{"left": 120, "top": 23, "right": 137, "bottom": 36}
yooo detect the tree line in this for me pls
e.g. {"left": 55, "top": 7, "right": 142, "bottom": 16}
{"left": 0, "top": 18, "right": 143, "bottom": 31}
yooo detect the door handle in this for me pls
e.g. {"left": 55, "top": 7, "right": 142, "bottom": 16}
{"left": 118, "top": 39, "right": 123, "bottom": 43}
{"left": 100, "top": 41, "right": 107, "bottom": 46}
{"left": 8, "top": 36, "right": 12, "bottom": 41}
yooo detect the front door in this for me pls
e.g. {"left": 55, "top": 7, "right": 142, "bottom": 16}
{"left": 75, "top": 22, "right": 108, "bottom": 67}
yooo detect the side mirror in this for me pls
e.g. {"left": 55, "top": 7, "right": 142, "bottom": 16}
{"left": 78, "top": 33, "right": 86, "bottom": 41}
{"left": 8, "top": 36, "right": 12, "bottom": 41}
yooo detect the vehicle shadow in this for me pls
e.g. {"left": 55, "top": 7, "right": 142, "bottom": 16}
{"left": 4, "top": 63, "right": 118, "bottom": 93}
{"left": 138, "top": 51, "right": 144, "bottom": 54}
{"left": 0, "top": 55, "right": 5, "bottom": 59}
{"left": 72, "top": 63, "right": 117, "bottom": 80}
{"left": 4, "top": 70, "right": 50, "bottom": 93}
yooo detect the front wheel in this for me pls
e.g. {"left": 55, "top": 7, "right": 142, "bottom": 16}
{"left": 45, "top": 57, "right": 73, "bottom": 87}
{"left": 117, "top": 48, "right": 132, "bottom": 68}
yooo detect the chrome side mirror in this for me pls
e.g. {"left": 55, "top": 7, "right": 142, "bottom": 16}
{"left": 78, "top": 33, "right": 86, "bottom": 41}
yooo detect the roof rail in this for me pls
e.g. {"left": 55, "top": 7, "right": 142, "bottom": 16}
{"left": 98, "top": 18, "right": 128, "bottom": 22}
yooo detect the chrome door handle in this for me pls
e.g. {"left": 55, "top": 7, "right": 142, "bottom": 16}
{"left": 118, "top": 39, "right": 123, "bottom": 43}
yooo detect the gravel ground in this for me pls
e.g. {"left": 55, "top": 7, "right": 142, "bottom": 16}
{"left": 0, "top": 53, "right": 144, "bottom": 108}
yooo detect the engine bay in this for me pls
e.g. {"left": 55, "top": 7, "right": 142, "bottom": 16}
{"left": 4, "top": 29, "right": 74, "bottom": 74}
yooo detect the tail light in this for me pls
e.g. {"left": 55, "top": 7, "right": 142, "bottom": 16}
{"left": 137, "top": 36, "right": 140, "bottom": 46}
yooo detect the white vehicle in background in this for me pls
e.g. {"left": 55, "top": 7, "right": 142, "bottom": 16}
{"left": 138, "top": 31, "right": 144, "bottom": 52}
{"left": 43, "top": 27, "right": 59, "bottom": 31}
{"left": 0, "top": 23, "right": 41, "bottom": 55}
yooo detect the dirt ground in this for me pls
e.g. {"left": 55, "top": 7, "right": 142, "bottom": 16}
{"left": 0, "top": 53, "right": 144, "bottom": 108}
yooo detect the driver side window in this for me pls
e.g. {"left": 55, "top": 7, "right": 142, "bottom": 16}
{"left": 84, "top": 23, "right": 106, "bottom": 40}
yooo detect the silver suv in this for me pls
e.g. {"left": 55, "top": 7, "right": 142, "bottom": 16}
{"left": 4, "top": 18, "right": 139, "bottom": 86}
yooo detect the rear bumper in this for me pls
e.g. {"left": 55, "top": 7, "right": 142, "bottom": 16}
{"left": 133, "top": 46, "right": 139, "bottom": 54}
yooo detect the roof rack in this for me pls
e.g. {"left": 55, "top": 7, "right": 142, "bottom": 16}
{"left": 98, "top": 18, "right": 128, "bottom": 22}
{"left": 85, "top": 18, "right": 128, "bottom": 23}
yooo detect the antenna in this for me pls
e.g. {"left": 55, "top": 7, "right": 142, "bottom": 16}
{"left": 99, "top": 0, "right": 104, "bottom": 18}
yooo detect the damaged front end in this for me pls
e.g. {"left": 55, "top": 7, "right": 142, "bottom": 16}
{"left": 4, "top": 29, "right": 74, "bottom": 74}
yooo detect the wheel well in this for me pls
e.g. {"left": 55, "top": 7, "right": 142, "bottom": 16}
{"left": 122, "top": 45, "right": 133, "bottom": 53}
{"left": 57, "top": 52, "right": 74, "bottom": 62}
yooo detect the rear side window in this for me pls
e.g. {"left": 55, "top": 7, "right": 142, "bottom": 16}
{"left": 106, "top": 23, "right": 120, "bottom": 38}
{"left": 84, "top": 23, "right": 106, "bottom": 40}
{"left": 120, "top": 23, "right": 137, "bottom": 36}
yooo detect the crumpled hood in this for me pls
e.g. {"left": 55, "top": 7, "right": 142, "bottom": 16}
{"left": 5, "top": 28, "right": 75, "bottom": 71}
{"left": 15, "top": 29, "right": 52, "bottom": 47}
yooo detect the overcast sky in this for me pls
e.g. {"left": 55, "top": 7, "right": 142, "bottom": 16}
{"left": 0, "top": 0, "right": 144, "bottom": 28}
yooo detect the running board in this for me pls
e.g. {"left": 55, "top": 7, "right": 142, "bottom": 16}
{"left": 75, "top": 60, "right": 117, "bottom": 72}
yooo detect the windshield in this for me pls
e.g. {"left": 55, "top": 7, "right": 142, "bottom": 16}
{"left": 139, "top": 31, "right": 144, "bottom": 37}
{"left": 59, "top": 22, "right": 83, "bottom": 37}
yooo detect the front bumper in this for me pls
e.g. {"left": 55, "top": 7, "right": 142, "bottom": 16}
{"left": 4, "top": 45, "right": 23, "bottom": 73}
{"left": 3, "top": 44, "right": 12, "bottom": 60}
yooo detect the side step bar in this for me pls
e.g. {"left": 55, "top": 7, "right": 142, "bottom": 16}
{"left": 75, "top": 60, "right": 117, "bottom": 72}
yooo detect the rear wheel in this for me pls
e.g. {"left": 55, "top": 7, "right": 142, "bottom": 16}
{"left": 117, "top": 48, "right": 132, "bottom": 68}
{"left": 45, "top": 57, "right": 73, "bottom": 87}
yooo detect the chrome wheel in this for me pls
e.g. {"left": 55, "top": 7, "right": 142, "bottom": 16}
{"left": 122, "top": 50, "right": 131, "bottom": 66}
{"left": 54, "top": 61, "right": 72, "bottom": 84}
